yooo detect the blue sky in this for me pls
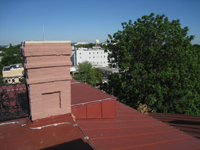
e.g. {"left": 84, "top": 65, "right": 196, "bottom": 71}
{"left": 0, "top": 0, "right": 200, "bottom": 45}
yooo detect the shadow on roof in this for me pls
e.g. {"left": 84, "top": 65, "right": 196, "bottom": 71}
{"left": 41, "top": 138, "right": 94, "bottom": 150}
{"left": 169, "top": 120, "right": 200, "bottom": 126}
{"left": 149, "top": 113, "right": 200, "bottom": 140}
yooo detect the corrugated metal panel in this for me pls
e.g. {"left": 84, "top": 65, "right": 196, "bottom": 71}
{"left": 149, "top": 113, "right": 200, "bottom": 140}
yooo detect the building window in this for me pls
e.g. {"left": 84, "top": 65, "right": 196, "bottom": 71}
{"left": 101, "top": 56, "right": 102, "bottom": 58}
{"left": 89, "top": 52, "right": 91, "bottom": 54}
{"left": 93, "top": 52, "right": 95, "bottom": 54}
{"left": 104, "top": 62, "right": 105, "bottom": 63}
{"left": 80, "top": 53, "right": 81, "bottom": 55}
{"left": 97, "top": 52, "right": 98, "bottom": 54}
{"left": 97, "top": 62, "right": 98, "bottom": 64}
{"left": 93, "top": 56, "right": 95, "bottom": 58}
{"left": 104, "top": 56, "right": 105, "bottom": 58}
{"left": 12, "top": 79, "right": 15, "bottom": 82}
{"left": 101, "top": 52, "right": 102, "bottom": 54}
{"left": 89, "top": 57, "right": 91, "bottom": 59}
{"left": 80, "top": 57, "right": 81, "bottom": 59}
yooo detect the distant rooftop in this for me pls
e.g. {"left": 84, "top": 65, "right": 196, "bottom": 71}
{"left": 2, "top": 63, "right": 23, "bottom": 72}
{"left": 0, "top": 45, "right": 9, "bottom": 48}
{"left": 76, "top": 48, "right": 104, "bottom": 51}
{"left": 98, "top": 67, "right": 119, "bottom": 73}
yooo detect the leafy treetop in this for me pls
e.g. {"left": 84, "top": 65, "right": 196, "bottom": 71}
{"left": 105, "top": 13, "right": 200, "bottom": 115}
{"left": 0, "top": 44, "right": 23, "bottom": 76}
{"left": 74, "top": 43, "right": 96, "bottom": 49}
{"left": 73, "top": 61, "right": 103, "bottom": 86}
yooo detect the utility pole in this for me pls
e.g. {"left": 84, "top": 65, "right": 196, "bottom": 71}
{"left": 43, "top": 26, "right": 45, "bottom": 41}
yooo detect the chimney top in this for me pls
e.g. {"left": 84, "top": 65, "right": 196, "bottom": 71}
{"left": 25, "top": 41, "right": 71, "bottom": 44}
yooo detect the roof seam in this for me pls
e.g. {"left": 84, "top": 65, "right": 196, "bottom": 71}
{"left": 117, "top": 115, "right": 145, "bottom": 116}
{"left": 77, "top": 119, "right": 157, "bottom": 124}
{"left": 111, "top": 136, "right": 192, "bottom": 150}
{"left": 188, "top": 146, "right": 200, "bottom": 150}
{"left": 80, "top": 124, "right": 167, "bottom": 131}
{"left": 91, "top": 129, "right": 179, "bottom": 141}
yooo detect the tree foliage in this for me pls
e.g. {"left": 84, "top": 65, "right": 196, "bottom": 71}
{"left": 105, "top": 13, "right": 200, "bottom": 115}
{"left": 73, "top": 61, "right": 103, "bottom": 86}
{"left": 74, "top": 43, "right": 96, "bottom": 49}
{"left": 0, "top": 44, "right": 23, "bottom": 75}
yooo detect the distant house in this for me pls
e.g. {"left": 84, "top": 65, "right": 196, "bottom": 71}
{"left": 0, "top": 45, "right": 9, "bottom": 48}
{"left": 2, "top": 63, "right": 24, "bottom": 84}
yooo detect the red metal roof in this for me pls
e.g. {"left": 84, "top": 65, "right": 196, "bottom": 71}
{"left": 0, "top": 80, "right": 200, "bottom": 150}
{"left": 71, "top": 80, "right": 113, "bottom": 105}
{"left": 0, "top": 117, "right": 94, "bottom": 150}
{"left": 76, "top": 102, "right": 200, "bottom": 150}
{"left": 71, "top": 80, "right": 116, "bottom": 119}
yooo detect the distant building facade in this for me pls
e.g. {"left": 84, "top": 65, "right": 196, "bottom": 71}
{"left": 2, "top": 63, "right": 24, "bottom": 84}
{"left": 71, "top": 48, "right": 109, "bottom": 67}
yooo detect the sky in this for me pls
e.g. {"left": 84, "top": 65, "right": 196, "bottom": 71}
{"left": 0, "top": 0, "right": 200, "bottom": 45}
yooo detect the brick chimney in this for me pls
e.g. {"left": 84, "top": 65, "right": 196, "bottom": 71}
{"left": 21, "top": 41, "right": 72, "bottom": 121}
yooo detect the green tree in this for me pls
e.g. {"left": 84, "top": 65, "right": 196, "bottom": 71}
{"left": 0, "top": 44, "right": 23, "bottom": 75}
{"left": 74, "top": 43, "right": 96, "bottom": 49}
{"left": 105, "top": 13, "right": 200, "bottom": 115}
{"left": 73, "top": 61, "right": 103, "bottom": 86}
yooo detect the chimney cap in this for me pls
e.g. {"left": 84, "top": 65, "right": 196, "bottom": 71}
{"left": 25, "top": 41, "right": 71, "bottom": 44}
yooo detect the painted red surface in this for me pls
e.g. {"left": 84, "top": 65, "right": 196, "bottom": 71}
{"left": 27, "top": 113, "right": 73, "bottom": 127}
{"left": 1, "top": 79, "right": 199, "bottom": 149}
{"left": 0, "top": 100, "right": 200, "bottom": 150}
{"left": 71, "top": 81, "right": 113, "bottom": 105}
{"left": 87, "top": 102, "right": 102, "bottom": 118}
{"left": 71, "top": 80, "right": 116, "bottom": 119}
{"left": 76, "top": 101, "right": 200, "bottom": 150}
{"left": 102, "top": 100, "right": 116, "bottom": 118}
{"left": 0, "top": 117, "right": 94, "bottom": 150}
{"left": 72, "top": 105, "right": 87, "bottom": 119}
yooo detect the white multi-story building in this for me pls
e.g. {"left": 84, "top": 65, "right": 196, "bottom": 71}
{"left": 71, "top": 48, "right": 109, "bottom": 67}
